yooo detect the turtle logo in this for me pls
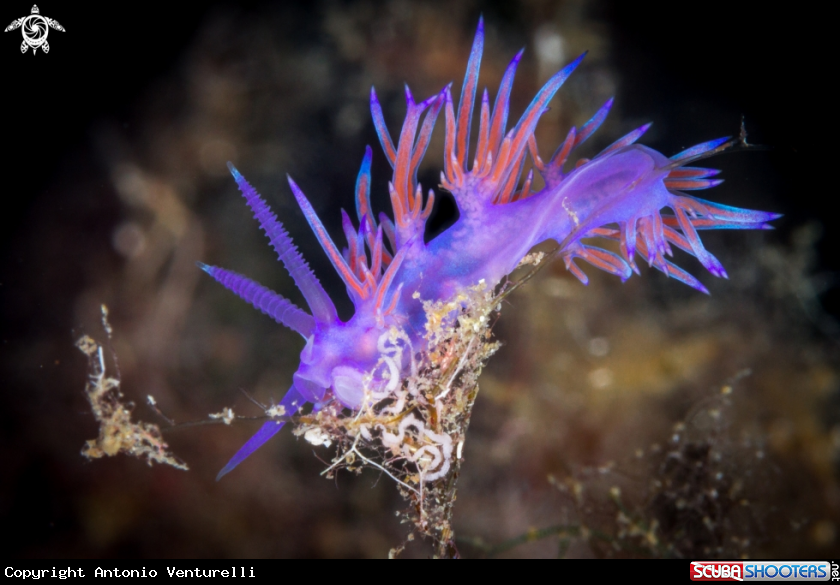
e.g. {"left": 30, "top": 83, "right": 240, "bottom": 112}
{"left": 5, "top": 5, "right": 64, "bottom": 54}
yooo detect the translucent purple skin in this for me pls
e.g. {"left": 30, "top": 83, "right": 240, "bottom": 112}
{"left": 201, "top": 19, "right": 781, "bottom": 479}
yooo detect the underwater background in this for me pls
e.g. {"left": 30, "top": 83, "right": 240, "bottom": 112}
{"left": 2, "top": 0, "right": 837, "bottom": 558}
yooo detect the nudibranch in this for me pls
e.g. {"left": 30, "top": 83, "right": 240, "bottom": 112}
{"left": 200, "top": 19, "right": 780, "bottom": 479}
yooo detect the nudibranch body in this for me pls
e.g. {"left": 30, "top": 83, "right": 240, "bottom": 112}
{"left": 201, "top": 19, "right": 780, "bottom": 479}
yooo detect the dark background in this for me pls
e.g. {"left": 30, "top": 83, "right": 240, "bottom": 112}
{"left": 1, "top": 1, "right": 827, "bottom": 252}
{"left": 3, "top": 0, "right": 836, "bottom": 558}
{"left": 4, "top": 1, "right": 830, "bottom": 314}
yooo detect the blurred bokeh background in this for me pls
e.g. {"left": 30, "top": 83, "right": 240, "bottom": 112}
{"left": 2, "top": 0, "right": 837, "bottom": 558}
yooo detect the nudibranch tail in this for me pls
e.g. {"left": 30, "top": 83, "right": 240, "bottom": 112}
{"left": 548, "top": 135, "right": 781, "bottom": 293}
{"left": 670, "top": 136, "right": 732, "bottom": 164}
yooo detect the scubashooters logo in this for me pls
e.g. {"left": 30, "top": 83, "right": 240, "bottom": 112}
{"left": 4, "top": 5, "right": 64, "bottom": 54}
{"left": 691, "top": 561, "right": 832, "bottom": 581}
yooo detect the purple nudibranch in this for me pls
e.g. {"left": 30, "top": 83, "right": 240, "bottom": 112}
{"left": 201, "top": 19, "right": 780, "bottom": 479}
